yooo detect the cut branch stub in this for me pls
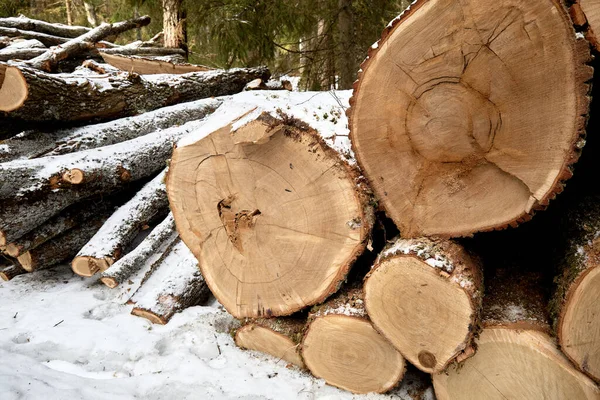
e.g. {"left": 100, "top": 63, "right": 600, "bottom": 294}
{"left": 364, "top": 237, "right": 482, "bottom": 373}
{"left": 167, "top": 110, "right": 372, "bottom": 318}
{"left": 349, "top": 0, "right": 593, "bottom": 237}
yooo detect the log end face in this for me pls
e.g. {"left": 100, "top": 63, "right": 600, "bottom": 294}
{"left": 0, "top": 65, "right": 28, "bottom": 112}
{"left": 62, "top": 168, "right": 85, "bottom": 185}
{"left": 16, "top": 252, "right": 33, "bottom": 272}
{"left": 131, "top": 308, "right": 167, "bottom": 325}
{"left": 5, "top": 243, "right": 20, "bottom": 258}
{"left": 235, "top": 324, "right": 305, "bottom": 369}
{"left": 365, "top": 255, "right": 476, "bottom": 373}
{"left": 72, "top": 256, "right": 108, "bottom": 277}
{"left": 100, "top": 276, "right": 119, "bottom": 289}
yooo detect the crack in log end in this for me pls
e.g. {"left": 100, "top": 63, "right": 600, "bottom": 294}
{"left": 217, "top": 196, "right": 261, "bottom": 253}
{"left": 0, "top": 65, "right": 28, "bottom": 112}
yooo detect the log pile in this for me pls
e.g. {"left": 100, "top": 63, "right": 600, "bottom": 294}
{"left": 3, "top": 0, "right": 600, "bottom": 398}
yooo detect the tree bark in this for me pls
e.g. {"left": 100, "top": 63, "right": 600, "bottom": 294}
{"left": 364, "top": 237, "right": 482, "bottom": 373}
{"left": 72, "top": 170, "right": 169, "bottom": 277}
{"left": 235, "top": 317, "right": 306, "bottom": 369}
{"left": 0, "top": 46, "right": 184, "bottom": 63}
{"left": 25, "top": 16, "right": 151, "bottom": 72}
{"left": 100, "top": 213, "right": 177, "bottom": 288}
{"left": 0, "top": 26, "right": 69, "bottom": 47}
{"left": 550, "top": 196, "right": 600, "bottom": 382}
{"left": 162, "top": 0, "right": 184, "bottom": 49}
{"left": 432, "top": 268, "right": 599, "bottom": 400}
{"left": 0, "top": 264, "right": 27, "bottom": 281}
{"left": 167, "top": 98, "right": 373, "bottom": 318}
{"left": 349, "top": 0, "right": 593, "bottom": 237}
{"left": 99, "top": 52, "right": 209, "bottom": 74}
{"left": 130, "top": 239, "right": 210, "bottom": 324}
{"left": 0, "top": 97, "right": 221, "bottom": 162}
{"left": 337, "top": 0, "right": 354, "bottom": 89}
{"left": 0, "top": 63, "right": 269, "bottom": 121}
{"left": 0, "top": 16, "right": 91, "bottom": 38}
{"left": 302, "top": 285, "right": 406, "bottom": 394}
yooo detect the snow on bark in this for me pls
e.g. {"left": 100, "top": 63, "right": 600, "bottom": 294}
{"left": 0, "top": 16, "right": 91, "bottom": 38}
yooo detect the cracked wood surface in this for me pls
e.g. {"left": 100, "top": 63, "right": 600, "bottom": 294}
{"left": 167, "top": 109, "right": 372, "bottom": 318}
{"left": 349, "top": 0, "right": 593, "bottom": 237}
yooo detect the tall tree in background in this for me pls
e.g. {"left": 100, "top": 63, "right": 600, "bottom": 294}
{"left": 337, "top": 0, "right": 354, "bottom": 89}
{"left": 162, "top": 0, "right": 185, "bottom": 50}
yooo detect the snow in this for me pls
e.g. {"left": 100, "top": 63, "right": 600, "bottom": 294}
{"left": 0, "top": 267, "right": 435, "bottom": 399}
{"left": 380, "top": 238, "right": 454, "bottom": 274}
{"left": 178, "top": 90, "right": 354, "bottom": 162}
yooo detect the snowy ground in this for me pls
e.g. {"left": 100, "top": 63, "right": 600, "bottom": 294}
{"left": 0, "top": 266, "right": 434, "bottom": 400}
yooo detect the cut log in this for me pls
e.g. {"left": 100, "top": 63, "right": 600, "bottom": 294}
{"left": 0, "top": 48, "right": 49, "bottom": 62}
{"left": 235, "top": 317, "right": 306, "bottom": 368}
{"left": 4, "top": 196, "right": 116, "bottom": 258}
{"left": 0, "top": 264, "right": 27, "bottom": 281}
{"left": 550, "top": 196, "right": 600, "bottom": 382}
{"left": 72, "top": 170, "right": 169, "bottom": 277}
{"left": 0, "top": 116, "right": 212, "bottom": 201}
{"left": 0, "top": 16, "right": 91, "bottom": 38}
{"left": 0, "top": 47, "right": 182, "bottom": 63}
{"left": 167, "top": 93, "right": 373, "bottom": 318}
{"left": 98, "top": 46, "right": 186, "bottom": 56}
{"left": 25, "top": 16, "right": 151, "bottom": 72}
{"left": 244, "top": 78, "right": 293, "bottom": 91}
{"left": 99, "top": 52, "right": 210, "bottom": 74}
{"left": 364, "top": 237, "right": 482, "bottom": 373}
{"left": 302, "top": 286, "right": 405, "bottom": 394}
{"left": 0, "top": 26, "right": 70, "bottom": 47}
{"left": 432, "top": 268, "right": 600, "bottom": 400}
{"left": 130, "top": 239, "right": 210, "bottom": 324}
{"left": 100, "top": 213, "right": 177, "bottom": 288}
{"left": 3, "top": 39, "right": 46, "bottom": 50}
{"left": 0, "top": 97, "right": 221, "bottom": 162}
{"left": 349, "top": 0, "right": 593, "bottom": 237}
{"left": 575, "top": 0, "right": 600, "bottom": 50}
{"left": 17, "top": 217, "right": 107, "bottom": 272}
{"left": 0, "top": 63, "right": 269, "bottom": 121}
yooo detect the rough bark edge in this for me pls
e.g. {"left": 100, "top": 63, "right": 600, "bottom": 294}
{"left": 167, "top": 111, "right": 375, "bottom": 318}
{"left": 365, "top": 237, "right": 483, "bottom": 370}
{"left": 347, "top": 0, "right": 594, "bottom": 238}
{"left": 570, "top": 0, "right": 600, "bottom": 52}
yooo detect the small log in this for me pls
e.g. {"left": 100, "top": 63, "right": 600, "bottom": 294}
{"left": 550, "top": 196, "right": 600, "bottom": 382}
{"left": 432, "top": 268, "right": 599, "bottom": 400}
{"left": 0, "top": 63, "right": 269, "bottom": 121}
{"left": 349, "top": 0, "right": 593, "bottom": 237}
{"left": 99, "top": 52, "right": 210, "bottom": 74}
{"left": 0, "top": 264, "right": 27, "bottom": 281}
{"left": 0, "top": 48, "right": 49, "bottom": 62}
{"left": 0, "top": 97, "right": 221, "bottom": 162}
{"left": 25, "top": 16, "right": 151, "bottom": 72}
{"left": 100, "top": 213, "right": 177, "bottom": 288}
{"left": 0, "top": 16, "right": 91, "bottom": 38}
{"left": 364, "top": 237, "right": 482, "bottom": 373}
{"left": 130, "top": 239, "right": 210, "bottom": 324}
{"left": 0, "top": 26, "right": 70, "bottom": 47}
{"left": 17, "top": 217, "right": 106, "bottom": 272}
{"left": 79, "top": 59, "right": 121, "bottom": 75}
{"left": 2, "top": 39, "right": 45, "bottom": 50}
{"left": 301, "top": 286, "right": 406, "bottom": 394}
{"left": 244, "top": 78, "right": 293, "bottom": 91}
{"left": 167, "top": 97, "right": 373, "bottom": 318}
{"left": 235, "top": 317, "right": 306, "bottom": 368}
{"left": 72, "top": 170, "right": 169, "bottom": 277}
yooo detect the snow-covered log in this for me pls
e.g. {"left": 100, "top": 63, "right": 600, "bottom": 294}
{"left": 364, "top": 237, "right": 482, "bottom": 373}
{"left": 130, "top": 239, "right": 210, "bottom": 324}
{"left": 25, "top": 16, "right": 151, "bottom": 72}
{"left": 0, "top": 97, "right": 221, "bottom": 162}
{"left": 0, "top": 26, "right": 69, "bottom": 47}
{"left": 4, "top": 196, "right": 116, "bottom": 258}
{"left": 0, "top": 63, "right": 269, "bottom": 121}
{"left": 100, "top": 213, "right": 177, "bottom": 288}
{"left": 167, "top": 91, "right": 372, "bottom": 318}
{"left": 235, "top": 317, "right": 306, "bottom": 369}
{"left": 17, "top": 217, "right": 107, "bottom": 272}
{"left": 0, "top": 264, "right": 27, "bottom": 281}
{"left": 72, "top": 170, "right": 169, "bottom": 277}
{"left": 2, "top": 39, "right": 46, "bottom": 50}
{"left": 0, "top": 16, "right": 91, "bottom": 38}
{"left": 301, "top": 285, "right": 405, "bottom": 394}
{"left": 550, "top": 196, "right": 600, "bottom": 382}
{"left": 244, "top": 78, "right": 292, "bottom": 91}
{"left": 432, "top": 268, "right": 599, "bottom": 400}
{"left": 99, "top": 53, "right": 210, "bottom": 74}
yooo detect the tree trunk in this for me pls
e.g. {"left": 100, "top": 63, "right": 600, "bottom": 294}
{"left": 100, "top": 213, "right": 177, "bottom": 288}
{"left": 364, "top": 237, "right": 482, "bottom": 373}
{"left": 25, "top": 16, "right": 151, "bottom": 72}
{"left": 550, "top": 196, "right": 600, "bottom": 382}
{"left": 0, "top": 97, "right": 221, "bottom": 162}
{"left": 99, "top": 52, "right": 209, "bottom": 74}
{"left": 83, "top": 2, "right": 99, "bottom": 27}
{"left": 0, "top": 16, "right": 91, "bottom": 38}
{"left": 0, "top": 46, "right": 185, "bottom": 63}
{"left": 432, "top": 268, "right": 599, "bottom": 400}
{"left": 0, "top": 26, "right": 70, "bottom": 46}
{"left": 0, "top": 264, "right": 27, "bottom": 281}
{"left": 162, "top": 0, "right": 184, "bottom": 49}
{"left": 17, "top": 216, "right": 107, "bottom": 272}
{"left": 337, "top": 0, "right": 354, "bottom": 89}
{"left": 235, "top": 317, "right": 306, "bottom": 369}
{"left": 302, "top": 285, "right": 406, "bottom": 394}
{"left": 349, "top": 0, "right": 593, "bottom": 237}
{"left": 72, "top": 170, "right": 169, "bottom": 277}
{"left": 65, "top": 0, "right": 73, "bottom": 26}
{"left": 130, "top": 239, "right": 210, "bottom": 324}
{"left": 0, "top": 63, "right": 269, "bottom": 121}
{"left": 167, "top": 95, "right": 373, "bottom": 318}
